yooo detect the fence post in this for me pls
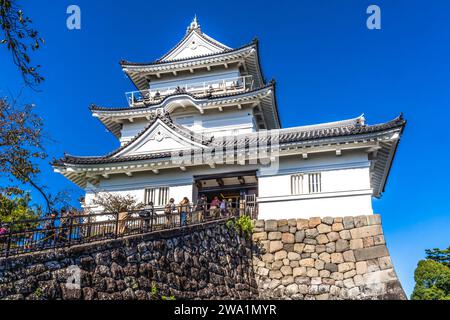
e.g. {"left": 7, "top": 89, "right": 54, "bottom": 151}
{"left": 5, "top": 228, "right": 12, "bottom": 259}
{"left": 114, "top": 212, "right": 119, "bottom": 239}
{"left": 68, "top": 216, "right": 73, "bottom": 248}
{"left": 150, "top": 214, "right": 153, "bottom": 232}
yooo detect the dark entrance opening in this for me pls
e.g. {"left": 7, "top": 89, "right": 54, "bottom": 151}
{"left": 194, "top": 170, "right": 258, "bottom": 217}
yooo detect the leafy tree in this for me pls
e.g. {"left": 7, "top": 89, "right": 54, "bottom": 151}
{"left": 0, "top": 192, "right": 40, "bottom": 230}
{"left": 411, "top": 250, "right": 450, "bottom": 300}
{"left": 0, "top": 97, "right": 52, "bottom": 212}
{"left": 426, "top": 247, "right": 450, "bottom": 268}
{"left": 0, "top": 0, "right": 44, "bottom": 86}
{"left": 91, "top": 192, "right": 145, "bottom": 214}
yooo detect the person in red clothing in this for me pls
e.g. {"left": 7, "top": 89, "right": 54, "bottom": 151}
{"left": 210, "top": 196, "right": 221, "bottom": 218}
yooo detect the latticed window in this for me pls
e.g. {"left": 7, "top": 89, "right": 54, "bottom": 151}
{"left": 144, "top": 187, "right": 169, "bottom": 206}
{"left": 308, "top": 173, "right": 322, "bottom": 194}
{"left": 291, "top": 174, "right": 304, "bottom": 195}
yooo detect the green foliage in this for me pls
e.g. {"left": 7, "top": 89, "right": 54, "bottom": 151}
{"left": 426, "top": 247, "right": 450, "bottom": 268}
{"left": 411, "top": 256, "right": 450, "bottom": 300}
{"left": 227, "top": 215, "right": 254, "bottom": 239}
{"left": 0, "top": 192, "right": 40, "bottom": 230}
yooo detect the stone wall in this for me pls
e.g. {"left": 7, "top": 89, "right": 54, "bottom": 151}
{"left": 0, "top": 220, "right": 257, "bottom": 300}
{"left": 0, "top": 215, "right": 406, "bottom": 300}
{"left": 252, "top": 215, "right": 406, "bottom": 300}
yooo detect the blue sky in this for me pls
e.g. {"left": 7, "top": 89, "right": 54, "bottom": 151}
{"left": 1, "top": 0, "right": 449, "bottom": 297}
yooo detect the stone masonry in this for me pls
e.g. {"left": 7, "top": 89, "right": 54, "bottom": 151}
{"left": 252, "top": 215, "right": 406, "bottom": 300}
{"left": 0, "top": 215, "right": 406, "bottom": 300}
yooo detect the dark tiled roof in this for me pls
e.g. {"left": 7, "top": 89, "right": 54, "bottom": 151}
{"left": 52, "top": 114, "right": 406, "bottom": 166}
{"left": 120, "top": 41, "right": 256, "bottom": 67}
{"left": 90, "top": 82, "right": 275, "bottom": 112}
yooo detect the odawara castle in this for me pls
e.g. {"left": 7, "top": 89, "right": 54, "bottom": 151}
{"left": 52, "top": 16, "right": 406, "bottom": 220}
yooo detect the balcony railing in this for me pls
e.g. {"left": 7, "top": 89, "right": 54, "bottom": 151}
{"left": 125, "top": 75, "right": 254, "bottom": 107}
{"left": 0, "top": 201, "right": 258, "bottom": 258}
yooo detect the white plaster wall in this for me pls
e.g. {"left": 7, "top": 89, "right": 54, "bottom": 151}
{"left": 257, "top": 194, "right": 373, "bottom": 219}
{"left": 257, "top": 151, "right": 373, "bottom": 219}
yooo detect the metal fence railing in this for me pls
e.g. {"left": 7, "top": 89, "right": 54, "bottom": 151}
{"left": 0, "top": 201, "right": 258, "bottom": 258}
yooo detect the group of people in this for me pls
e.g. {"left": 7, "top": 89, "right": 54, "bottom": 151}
{"left": 160, "top": 194, "right": 236, "bottom": 227}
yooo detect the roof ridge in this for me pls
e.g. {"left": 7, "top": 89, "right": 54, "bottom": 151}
{"left": 120, "top": 42, "right": 255, "bottom": 67}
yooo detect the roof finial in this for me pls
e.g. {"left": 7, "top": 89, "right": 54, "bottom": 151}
{"left": 187, "top": 15, "right": 201, "bottom": 33}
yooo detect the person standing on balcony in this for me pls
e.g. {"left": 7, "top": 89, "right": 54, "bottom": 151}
{"left": 179, "top": 197, "right": 190, "bottom": 226}
{"left": 210, "top": 196, "right": 221, "bottom": 218}
{"left": 164, "top": 198, "right": 176, "bottom": 228}
{"left": 195, "top": 194, "right": 207, "bottom": 223}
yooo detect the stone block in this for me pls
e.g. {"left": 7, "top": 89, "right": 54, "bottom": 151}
{"left": 303, "top": 245, "right": 315, "bottom": 253}
{"left": 331, "top": 253, "right": 344, "bottom": 264}
{"left": 257, "top": 267, "right": 270, "bottom": 277}
{"left": 343, "top": 216, "right": 354, "bottom": 229}
{"left": 343, "top": 250, "right": 356, "bottom": 262}
{"left": 268, "top": 232, "right": 282, "bottom": 240}
{"left": 343, "top": 278, "right": 355, "bottom": 289}
{"left": 363, "top": 236, "right": 375, "bottom": 248}
{"left": 287, "top": 252, "right": 301, "bottom": 261}
{"left": 339, "top": 230, "right": 351, "bottom": 240}
{"left": 315, "top": 259, "right": 325, "bottom": 270}
{"left": 320, "top": 270, "right": 331, "bottom": 278}
{"left": 350, "top": 239, "right": 364, "bottom": 250}
{"left": 316, "top": 234, "right": 329, "bottom": 244}
{"left": 344, "top": 270, "right": 357, "bottom": 279}
{"left": 268, "top": 279, "right": 281, "bottom": 290}
{"left": 353, "top": 274, "right": 364, "bottom": 286}
{"left": 307, "top": 268, "right": 319, "bottom": 277}
{"left": 299, "top": 258, "right": 315, "bottom": 267}
{"left": 252, "top": 232, "right": 267, "bottom": 241}
{"left": 350, "top": 225, "right": 382, "bottom": 239}
{"left": 317, "top": 224, "right": 332, "bottom": 234}
{"left": 325, "top": 263, "right": 338, "bottom": 273}
{"left": 336, "top": 239, "right": 349, "bottom": 252}
{"left": 281, "top": 276, "right": 294, "bottom": 286}
{"left": 355, "top": 261, "right": 367, "bottom": 275}
{"left": 282, "top": 233, "right": 295, "bottom": 244}
{"left": 305, "top": 228, "right": 319, "bottom": 239}
{"left": 354, "top": 215, "right": 369, "bottom": 228}
{"left": 269, "top": 241, "right": 283, "bottom": 253}
{"left": 288, "top": 219, "right": 297, "bottom": 227}
{"left": 290, "top": 260, "right": 299, "bottom": 268}
{"left": 330, "top": 272, "right": 343, "bottom": 281}
{"left": 354, "top": 245, "right": 388, "bottom": 261}
{"left": 272, "top": 260, "right": 283, "bottom": 270}
{"left": 295, "top": 230, "right": 305, "bottom": 242}
{"left": 362, "top": 268, "right": 397, "bottom": 285}
{"left": 309, "top": 217, "right": 321, "bottom": 228}
{"left": 338, "top": 262, "right": 355, "bottom": 273}
{"left": 265, "top": 220, "right": 278, "bottom": 232}
{"left": 319, "top": 252, "right": 331, "bottom": 263}
{"left": 378, "top": 256, "right": 393, "bottom": 270}
{"left": 373, "top": 235, "right": 385, "bottom": 246}
{"left": 311, "top": 277, "right": 322, "bottom": 285}
{"left": 326, "top": 242, "right": 336, "bottom": 253}
{"left": 274, "top": 250, "right": 287, "bottom": 261}
{"left": 296, "top": 219, "right": 309, "bottom": 230}
{"left": 322, "top": 216, "right": 334, "bottom": 225}
{"left": 294, "top": 243, "right": 305, "bottom": 253}
{"left": 269, "top": 270, "right": 283, "bottom": 279}
{"left": 255, "top": 220, "right": 265, "bottom": 228}
{"left": 293, "top": 267, "right": 307, "bottom": 277}
{"left": 262, "top": 253, "right": 274, "bottom": 263}
{"left": 316, "top": 245, "right": 326, "bottom": 253}
{"left": 367, "top": 214, "right": 381, "bottom": 226}
{"left": 331, "top": 223, "right": 344, "bottom": 232}
{"left": 285, "top": 283, "right": 299, "bottom": 296}
{"left": 280, "top": 266, "right": 293, "bottom": 276}
{"left": 327, "top": 232, "right": 340, "bottom": 242}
